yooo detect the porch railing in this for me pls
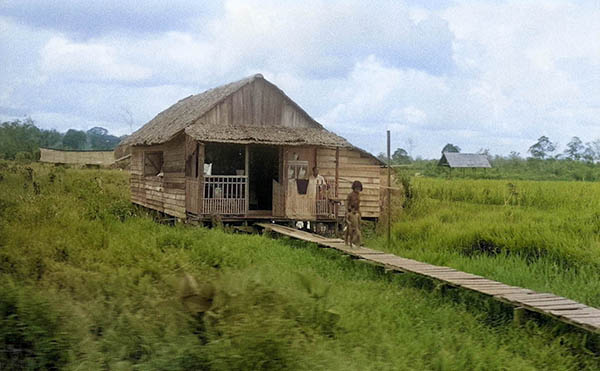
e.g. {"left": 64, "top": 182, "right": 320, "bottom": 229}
{"left": 201, "top": 176, "right": 335, "bottom": 218}
{"left": 202, "top": 175, "right": 247, "bottom": 215}
{"left": 316, "top": 182, "right": 335, "bottom": 217}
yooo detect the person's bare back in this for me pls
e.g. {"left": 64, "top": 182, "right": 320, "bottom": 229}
{"left": 344, "top": 180, "right": 363, "bottom": 247}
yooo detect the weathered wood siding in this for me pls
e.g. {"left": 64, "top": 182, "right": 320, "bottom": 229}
{"left": 130, "top": 134, "right": 186, "bottom": 218}
{"left": 185, "top": 136, "right": 204, "bottom": 215}
{"left": 202, "top": 78, "right": 314, "bottom": 129}
{"left": 317, "top": 148, "right": 382, "bottom": 218}
{"left": 282, "top": 146, "right": 317, "bottom": 218}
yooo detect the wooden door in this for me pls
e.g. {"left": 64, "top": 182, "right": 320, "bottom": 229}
{"left": 272, "top": 147, "right": 285, "bottom": 217}
{"left": 185, "top": 140, "right": 203, "bottom": 214}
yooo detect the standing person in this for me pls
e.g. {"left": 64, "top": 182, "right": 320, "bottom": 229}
{"left": 310, "top": 166, "right": 327, "bottom": 198}
{"left": 344, "top": 180, "right": 363, "bottom": 247}
{"left": 312, "top": 167, "right": 326, "bottom": 185}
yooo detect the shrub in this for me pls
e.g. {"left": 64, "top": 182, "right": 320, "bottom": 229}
{"left": 156, "top": 230, "right": 196, "bottom": 251}
{"left": 0, "top": 284, "right": 71, "bottom": 369}
{"left": 107, "top": 199, "right": 137, "bottom": 221}
{"left": 14, "top": 151, "right": 32, "bottom": 162}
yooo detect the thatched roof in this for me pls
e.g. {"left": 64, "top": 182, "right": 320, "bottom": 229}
{"left": 123, "top": 74, "right": 350, "bottom": 148}
{"left": 185, "top": 124, "right": 350, "bottom": 147}
{"left": 438, "top": 153, "right": 491, "bottom": 168}
{"left": 123, "top": 75, "right": 256, "bottom": 146}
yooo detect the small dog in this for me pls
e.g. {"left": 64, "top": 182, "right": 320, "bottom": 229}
{"left": 344, "top": 210, "right": 362, "bottom": 248}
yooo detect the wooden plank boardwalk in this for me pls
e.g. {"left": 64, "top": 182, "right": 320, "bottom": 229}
{"left": 257, "top": 223, "right": 600, "bottom": 333}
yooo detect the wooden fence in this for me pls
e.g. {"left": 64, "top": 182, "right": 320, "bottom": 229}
{"left": 202, "top": 175, "right": 247, "bottom": 215}
{"left": 201, "top": 176, "right": 336, "bottom": 218}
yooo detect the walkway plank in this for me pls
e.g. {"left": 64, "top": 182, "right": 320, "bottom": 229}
{"left": 256, "top": 223, "right": 600, "bottom": 334}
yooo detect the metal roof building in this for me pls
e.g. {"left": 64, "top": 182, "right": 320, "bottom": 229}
{"left": 438, "top": 153, "right": 491, "bottom": 168}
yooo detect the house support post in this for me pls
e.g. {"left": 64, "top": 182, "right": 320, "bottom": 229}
{"left": 335, "top": 147, "right": 340, "bottom": 235}
{"left": 245, "top": 145, "right": 249, "bottom": 215}
{"left": 513, "top": 306, "right": 529, "bottom": 326}
{"left": 387, "top": 130, "right": 391, "bottom": 251}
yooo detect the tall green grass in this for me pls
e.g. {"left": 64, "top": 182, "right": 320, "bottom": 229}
{"left": 1, "top": 161, "right": 600, "bottom": 369}
{"left": 370, "top": 176, "right": 600, "bottom": 308}
{"left": 408, "top": 157, "right": 600, "bottom": 182}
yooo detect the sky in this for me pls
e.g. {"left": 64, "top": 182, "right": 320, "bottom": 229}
{"left": 1, "top": 0, "right": 600, "bottom": 159}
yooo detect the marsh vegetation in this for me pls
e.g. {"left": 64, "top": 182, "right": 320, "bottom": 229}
{"left": 1, "top": 162, "right": 600, "bottom": 369}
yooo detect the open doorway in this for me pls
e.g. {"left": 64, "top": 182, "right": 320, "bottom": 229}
{"left": 204, "top": 143, "right": 244, "bottom": 175}
{"left": 249, "top": 145, "right": 279, "bottom": 212}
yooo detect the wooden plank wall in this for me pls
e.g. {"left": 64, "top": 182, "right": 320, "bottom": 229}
{"left": 185, "top": 137, "right": 204, "bottom": 215}
{"left": 282, "top": 146, "right": 316, "bottom": 219}
{"left": 317, "top": 148, "right": 382, "bottom": 218}
{"left": 201, "top": 78, "right": 314, "bottom": 129}
{"left": 130, "top": 134, "right": 186, "bottom": 218}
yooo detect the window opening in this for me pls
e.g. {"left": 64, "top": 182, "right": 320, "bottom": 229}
{"left": 144, "top": 151, "right": 163, "bottom": 176}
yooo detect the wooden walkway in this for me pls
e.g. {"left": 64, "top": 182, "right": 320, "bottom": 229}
{"left": 257, "top": 223, "right": 600, "bottom": 333}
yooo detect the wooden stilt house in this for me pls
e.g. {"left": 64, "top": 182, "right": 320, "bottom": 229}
{"left": 122, "top": 74, "right": 387, "bottom": 223}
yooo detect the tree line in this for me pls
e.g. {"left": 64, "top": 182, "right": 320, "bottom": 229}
{"left": 376, "top": 136, "right": 600, "bottom": 182}
{"left": 0, "top": 118, "right": 123, "bottom": 160}
{"left": 379, "top": 136, "right": 600, "bottom": 165}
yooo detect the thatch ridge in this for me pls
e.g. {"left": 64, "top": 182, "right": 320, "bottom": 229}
{"left": 122, "top": 74, "right": 384, "bottom": 165}
{"left": 185, "top": 124, "right": 350, "bottom": 147}
{"left": 123, "top": 75, "right": 259, "bottom": 146}
{"left": 258, "top": 78, "right": 325, "bottom": 131}
{"left": 124, "top": 74, "right": 332, "bottom": 146}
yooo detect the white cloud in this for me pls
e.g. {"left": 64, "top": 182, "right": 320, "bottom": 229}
{"left": 41, "top": 36, "right": 152, "bottom": 82}
{"left": 29, "top": 111, "right": 115, "bottom": 134}
{"left": 392, "top": 106, "right": 428, "bottom": 124}
{"left": 2, "top": 0, "right": 600, "bottom": 159}
{"left": 440, "top": 0, "right": 600, "bottom": 150}
{"left": 0, "top": 0, "right": 221, "bottom": 36}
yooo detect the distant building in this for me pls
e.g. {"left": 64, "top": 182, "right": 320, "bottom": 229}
{"left": 40, "top": 148, "right": 115, "bottom": 166}
{"left": 438, "top": 153, "right": 491, "bottom": 168}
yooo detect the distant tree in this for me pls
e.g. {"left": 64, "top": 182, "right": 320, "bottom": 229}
{"left": 377, "top": 152, "right": 388, "bottom": 163}
{"left": 564, "top": 136, "right": 584, "bottom": 161}
{"left": 589, "top": 139, "right": 600, "bottom": 162}
{"left": 508, "top": 151, "right": 521, "bottom": 160}
{"left": 87, "top": 126, "right": 120, "bottom": 150}
{"left": 0, "top": 118, "right": 41, "bottom": 159}
{"left": 87, "top": 127, "right": 108, "bottom": 136}
{"left": 392, "top": 148, "right": 411, "bottom": 164}
{"left": 582, "top": 142, "right": 596, "bottom": 163}
{"left": 39, "top": 129, "right": 63, "bottom": 149}
{"left": 120, "top": 105, "right": 135, "bottom": 133}
{"left": 442, "top": 143, "right": 460, "bottom": 153}
{"left": 62, "top": 129, "right": 87, "bottom": 150}
{"left": 405, "top": 138, "right": 415, "bottom": 157}
{"left": 477, "top": 148, "right": 492, "bottom": 160}
{"left": 528, "top": 136, "right": 556, "bottom": 159}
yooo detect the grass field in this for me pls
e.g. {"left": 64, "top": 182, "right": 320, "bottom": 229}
{"left": 408, "top": 157, "right": 600, "bottom": 182}
{"left": 2, "top": 162, "right": 600, "bottom": 370}
{"left": 370, "top": 177, "right": 600, "bottom": 309}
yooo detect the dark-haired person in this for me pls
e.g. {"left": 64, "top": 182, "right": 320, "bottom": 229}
{"left": 344, "top": 180, "right": 363, "bottom": 247}
{"left": 308, "top": 166, "right": 327, "bottom": 198}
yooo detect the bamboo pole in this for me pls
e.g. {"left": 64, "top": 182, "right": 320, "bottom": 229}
{"left": 335, "top": 147, "right": 340, "bottom": 235}
{"left": 387, "top": 130, "right": 391, "bottom": 250}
